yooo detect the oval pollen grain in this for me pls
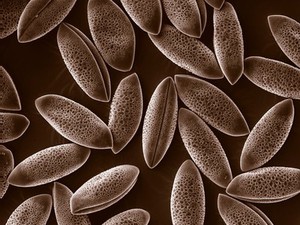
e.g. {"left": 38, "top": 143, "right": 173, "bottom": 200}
{"left": 226, "top": 166, "right": 300, "bottom": 203}
{"left": 178, "top": 108, "right": 232, "bottom": 188}
{"left": 142, "top": 77, "right": 178, "bottom": 169}
{"left": 57, "top": 23, "right": 111, "bottom": 102}
{"left": 218, "top": 194, "right": 269, "bottom": 225}
{"left": 70, "top": 164, "right": 139, "bottom": 215}
{"left": 148, "top": 24, "right": 224, "bottom": 79}
{"left": 240, "top": 99, "right": 294, "bottom": 172}
{"left": 244, "top": 56, "right": 300, "bottom": 99}
{"left": 88, "top": 0, "right": 136, "bottom": 72}
{"left": 35, "top": 94, "right": 113, "bottom": 149}
{"left": 175, "top": 74, "right": 249, "bottom": 136}
{"left": 171, "top": 160, "right": 205, "bottom": 225}
{"left": 8, "top": 143, "right": 90, "bottom": 187}
{"left": 213, "top": 2, "right": 244, "bottom": 85}
{"left": 108, "top": 73, "right": 143, "bottom": 154}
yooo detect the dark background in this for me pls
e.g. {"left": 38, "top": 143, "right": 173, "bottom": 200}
{"left": 1, "top": 0, "right": 300, "bottom": 224}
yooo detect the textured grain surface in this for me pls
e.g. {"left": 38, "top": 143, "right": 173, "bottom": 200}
{"left": 171, "top": 160, "right": 205, "bottom": 225}
{"left": 162, "top": 0, "right": 202, "bottom": 37}
{"left": 0, "top": 0, "right": 29, "bottom": 39}
{"left": 175, "top": 74, "right": 249, "bottom": 136}
{"left": 35, "top": 94, "right": 112, "bottom": 149}
{"left": 17, "top": 0, "right": 76, "bottom": 43}
{"left": 218, "top": 194, "right": 268, "bottom": 225}
{"left": 5, "top": 194, "right": 52, "bottom": 225}
{"left": 226, "top": 167, "right": 300, "bottom": 203}
{"left": 0, "top": 66, "right": 21, "bottom": 111}
{"left": 8, "top": 144, "right": 90, "bottom": 187}
{"left": 0, "top": 113, "right": 29, "bottom": 143}
{"left": 0, "top": 145, "right": 14, "bottom": 198}
{"left": 53, "top": 182, "right": 91, "bottom": 225}
{"left": 149, "top": 25, "right": 224, "bottom": 79}
{"left": 142, "top": 77, "right": 177, "bottom": 168}
{"left": 71, "top": 165, "right": 139, "bottom": 215}
{"left": 214, "top": 2, "right": 244, "bottom": 84}
{"left": 247, "top": 204, "right": 274, "bottom": 225}
{"left": 268, "top": 15, "right": 300, "bottom": 68}
{"left": 178, "top": 108, "right": 232, "bottom": 188}
{"left": 108, "top": 73, "right": 143, "bottom": 154}
{"left": 1, "top": 1, "right": 300, "bottom": 225}
{"left": 88, "top": 0, "right": 135, "bottom": 71}
{"left": 244, "top": 56, "right": 300, "bottom": 99}
{"left": 120, "top": 0, "right": 162, "bottom": 35}
{"left": 57, "top": 23, "right": 111, "bottom": 102}
{"left": 240, "top": 99, "right": 294, "bottom": 171}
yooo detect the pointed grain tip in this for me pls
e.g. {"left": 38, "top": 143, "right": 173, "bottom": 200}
{"left": 277, "top": 99, "right": 294, "bottom": 116}
{"left": 225, "top": 178, "right": 239, "bottom": 198}
{"left": 7, "top": 167, "right": 28, "bottom": 187}
{"left": 240, "top": 157, "right": 254, "bottom": 172}
{"left": 267, "top": 15, "right": 276, "bottom": 24}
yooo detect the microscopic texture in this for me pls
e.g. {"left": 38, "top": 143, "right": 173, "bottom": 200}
{"left": 3, "top": 1, "right": 300, "bottom": 225}
{"left": 226, "top": 166, "right": 300, "bottom": 203}
{"left": 214, "top": 2, "right": 244, "bottom": 84}
{"left": 178, "top": 108, "right": 232, "bottom": 188}
{"left": 142, "top": 77, "right": 177, "bottom": 169}
{"left": 205, "top": 0, "right": 225, "bottom": 10}
{"left": 171, "top": 160, "right": 205, "bottom": 225}
{"left": 71, "top": 165, "right": 139, "bottom": 215}
{"left": 35, "top": 94, "right": 113, "bottom": 149}
{"left": 0, "top": 66, "right": 21, "bottom": 111}
{"left": 0, "top": 145, "right": 14, "bottom": 198}
{"left": 149, "top": 25, "right": 224, "bottom": 79}
{"left": 0, "top": 112, "right": 30, "bottom": 143}
{"left": 8, "top": 143, "right": 90, "bottom": 187}
{"left": 120, "top": 0, "right": 162, "bottom": 35}
{"left": 218, "top": 194, "right": 269, "bottom": 225}
{"left": 102, "top": 208, "right": 150, "bottom": 225}
{"left": 108, "top": 73, "right": 143, "bottom": 154}
{"left": 244, "top": 56, "right": 300, "bottom": 99}
{"left": 57, "top": 23, "right": 111, "bottom": 102}
{"left": 240, "top": 99, "right": 294, "bottom": 171}
{"left": 17, "top": 0, "right": 77, "bottom": 43}
{"left": 53, "top": 182, "right": 91, "bottom": 225}
{"left": 0, "top": 0, "right": 29, "bottom": 39}
{"left": 175, "top": 74, "right": 249, "bottom": 136}
{"left": 247, "top": 204, "right": 274, "bottom": 225}
{"left": 162, "top": 0, "right": 204, "bottom": 37}
{"left": 5, "top": 194, "right": 52, "bottom": 225}
{"left": 268, "top": 15, "right": 300, "bottom": 68}
{"left": 88, "top": 0, "right": 135, "bottom": 72}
